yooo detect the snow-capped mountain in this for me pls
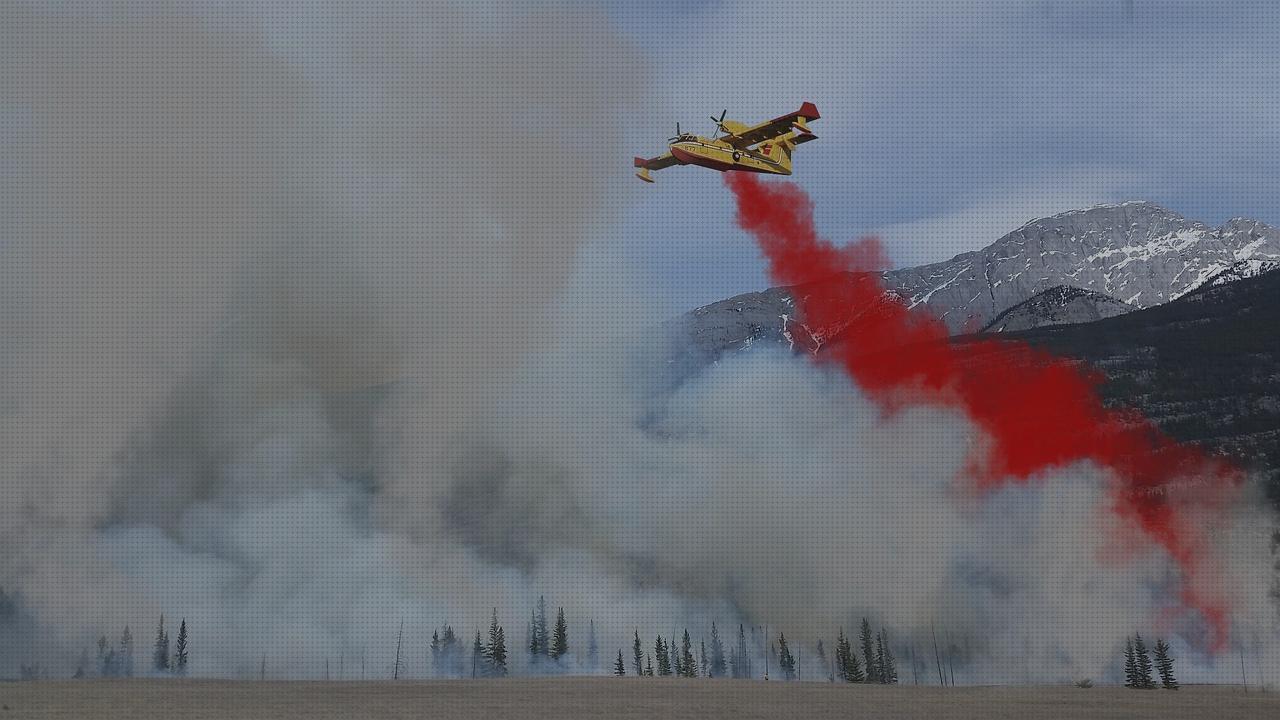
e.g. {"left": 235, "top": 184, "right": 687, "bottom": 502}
{"left": 883, "top": 201, "right": 1280, "bottom": 333}
{"left": 980, "top": 285, "right": 1133, "bottom": 334}
{"left": 663, "top": 201, "right": 1279, "bottom": 375}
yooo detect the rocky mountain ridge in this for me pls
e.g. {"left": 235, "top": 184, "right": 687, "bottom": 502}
{"left": 882, "top": 201, "right": 1280, "bottom": 333}
{"left": 665, "top": 201, "right": 1280, "bottom": 370}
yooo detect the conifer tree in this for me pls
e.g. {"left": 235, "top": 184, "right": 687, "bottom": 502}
{"left": 879, "top": 631, "right": 898, "bottom": 684}
{"left": 1153, "top": 638, "right": 1178, "bottom": 690}
{"left": 680, "top": 630, "right": 696, "bottom": 677}
{"left": 709, "top": 622, "right": 727, "bottom": 678}
{"left": 645, "top": 654, "right": 654, "bottom": 676}
{"left": 735, "top": 624, "right": 752, "bottom": 679}
{"left": 529, "top": 597, "right": 550, "bottom": 666}
{"left": 614, "top": 650, "right": 626, "bottom": 676}
{"left": 97, "top": 635, "right": 111, "bottom": 677}
{"left": 430, "top": 630, "right": 441, "bottom": 677}
{"left": 1123, "top": 637, "right": 1139, "bottom": 688}
{"left": 874, "top": 632, "right": 888, "bottom": 684}
{"left": 173, "top": 620, "right": 188, "bottom": 676}
{"left": 837, "top": 629, "right": 864, "bottom": 682}
{"left": 472, "top": 632, "right": 483, "bottom": 678}
{"left": 550, "top": 608, "right": 569, "bottom": 663}
{"left": 778, "top": 633, "right": 796, "bottom": 681}
{"left": 700, "top": 640, "right": 708, "bottom": 678}
{"left": 860, "top": 619, "right": 877, "bottom": 683}
{"left": 655, "top": 636, "right": 672, "bottom": 676}
{"left": 587, "top": 619, "right": 599, "bottom": 672}
{"left": 633, "top": 630, "right": 644, "bottom": 676}
{"left": 486, "top": 609, "right": 508, "bottom": 676}
{"left": 152, "top": 615, "right": 170, "bottom": 673}
{"left": 119, "top": 626, "right": 134, "bottom": 677}
{"left": 535, "top": 597, "right": 550, "bottom": 655}
{"left": 1133, "top": 634, "right": 1156, "bottom": 689}
{"left": 834, "top": 630, "right": 848, "bottom": 680}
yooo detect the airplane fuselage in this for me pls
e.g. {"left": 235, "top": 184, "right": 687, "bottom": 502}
{"left": 668, "top": 137, "right": 790, "bottom": 175}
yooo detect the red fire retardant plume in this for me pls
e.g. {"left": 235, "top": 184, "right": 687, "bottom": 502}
{"left": 724, "top": 172, "right": 1243, "bottom": 651}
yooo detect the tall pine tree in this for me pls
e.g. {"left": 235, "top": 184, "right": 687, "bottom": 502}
{"left": 1153, "top": 638, "right": 1178, "bottom": 690}
{"left": 97, "top": 635, "right": 111, "bottom": 677}
{"left": 529, "top": 597, "right": 549, "bottom": 667}
{"left": 550, "top": 608, "right": 569, "bottom": 663}
{"left": 632, "top": 630, "right": 644, "bottom": 676}
{"left": 486, "top": 609, "right": 508, "bottom": 676}
{"left": 874, "top": 633, "right": 886, "bottom": 683}
{"left": 837, "top": 629, "right": 864, "bottom": 682}
{"left": 587, "top": 619, "right": 600, "bottom": 672}
{"left": 879, "top": 630, "right": 898, "bottom": 684}
{"left": 860, "top": 619, "right": 878, "bottom": 683}
{"left": 735, "top": 624, "right": 752, "bottom": 679}
{"left": 152, "top": 615, "right": 170, "bottom": 674}
{"left": 709, "top": 622, "right": 727, "bottom": 678}
{"left": 613, "top": 650, "right": 626, "bottom": 676}
{"left": 679, "top": 630, "right": 696, "bottom": 678}
{"left": 173, "top": 619, "right": 189, "bottom": 676}
{"left": 430, "top": 630, "right": 441, "bottom": 677}
{"left": 1123, "top": 637, "right": 1139, "bottom": 688}
{"left": 1133, "top": 634, "right": 1156, "bottom": 689}
{"left": 777, "top": 633, "right": 796, "bottom": 681}
{"left": 655, "top": 636, "right": 672, "bottom": 676}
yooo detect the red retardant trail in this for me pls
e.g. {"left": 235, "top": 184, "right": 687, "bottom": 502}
{"left": 724, "top": 172, "right": 1243, "bottom": 651}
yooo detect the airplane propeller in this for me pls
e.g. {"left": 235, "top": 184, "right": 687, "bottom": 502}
{"left": 709, "top": 109, "right": 727, "bottom": 139}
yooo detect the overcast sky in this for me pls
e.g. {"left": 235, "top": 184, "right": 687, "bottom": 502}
{"left": 603, "top": 0, "right": 1280, "bottom": 314}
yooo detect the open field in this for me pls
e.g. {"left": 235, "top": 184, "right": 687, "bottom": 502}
{"left": 1, "top": 678, "right": 1277, "bottom": 720}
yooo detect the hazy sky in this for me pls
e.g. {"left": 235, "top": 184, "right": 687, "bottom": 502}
{"left": 605, "top": 0, "right": 1280, "bottom": 313}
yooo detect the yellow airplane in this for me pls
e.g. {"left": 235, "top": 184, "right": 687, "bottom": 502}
{"left": 634, "top": 102, "right": 820, "bottom": 183}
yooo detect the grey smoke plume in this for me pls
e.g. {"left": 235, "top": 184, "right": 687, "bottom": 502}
{"left": 1, "top": 0, "right": 1276, "bottom": 686}
{"left": 0, "top": 0, "right": 652, "bottom": 676}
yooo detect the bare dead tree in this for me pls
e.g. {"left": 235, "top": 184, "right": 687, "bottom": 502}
{"left": 930, "top": 623, "right": 945, "bottom": 686}
{"left": 945, "top": 628, "right": 956, "bottom": 687}
{"left": 393, "top": 620, "right": 405, "bottom": 680}
{"left": 1240, "top": 644, "right": 1248, "bottom": 694}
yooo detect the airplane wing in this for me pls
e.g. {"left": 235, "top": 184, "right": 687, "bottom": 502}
{"left": 634, "top": 153, "right": 680, "bottom": 171}
{"left": 722, "top": 102, "right": 820, "bottom": 149}
{"left": 634, "top": 152, "right": 680, "bottom": 182}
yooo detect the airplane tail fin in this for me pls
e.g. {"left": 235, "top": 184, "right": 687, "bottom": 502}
{"left": 636, "top": 167, "right": 654, "bottom": 183}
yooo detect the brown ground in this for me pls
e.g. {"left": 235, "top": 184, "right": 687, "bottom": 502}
{"left": 1, "top": 678, "right": 1276, "bottom": 720}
